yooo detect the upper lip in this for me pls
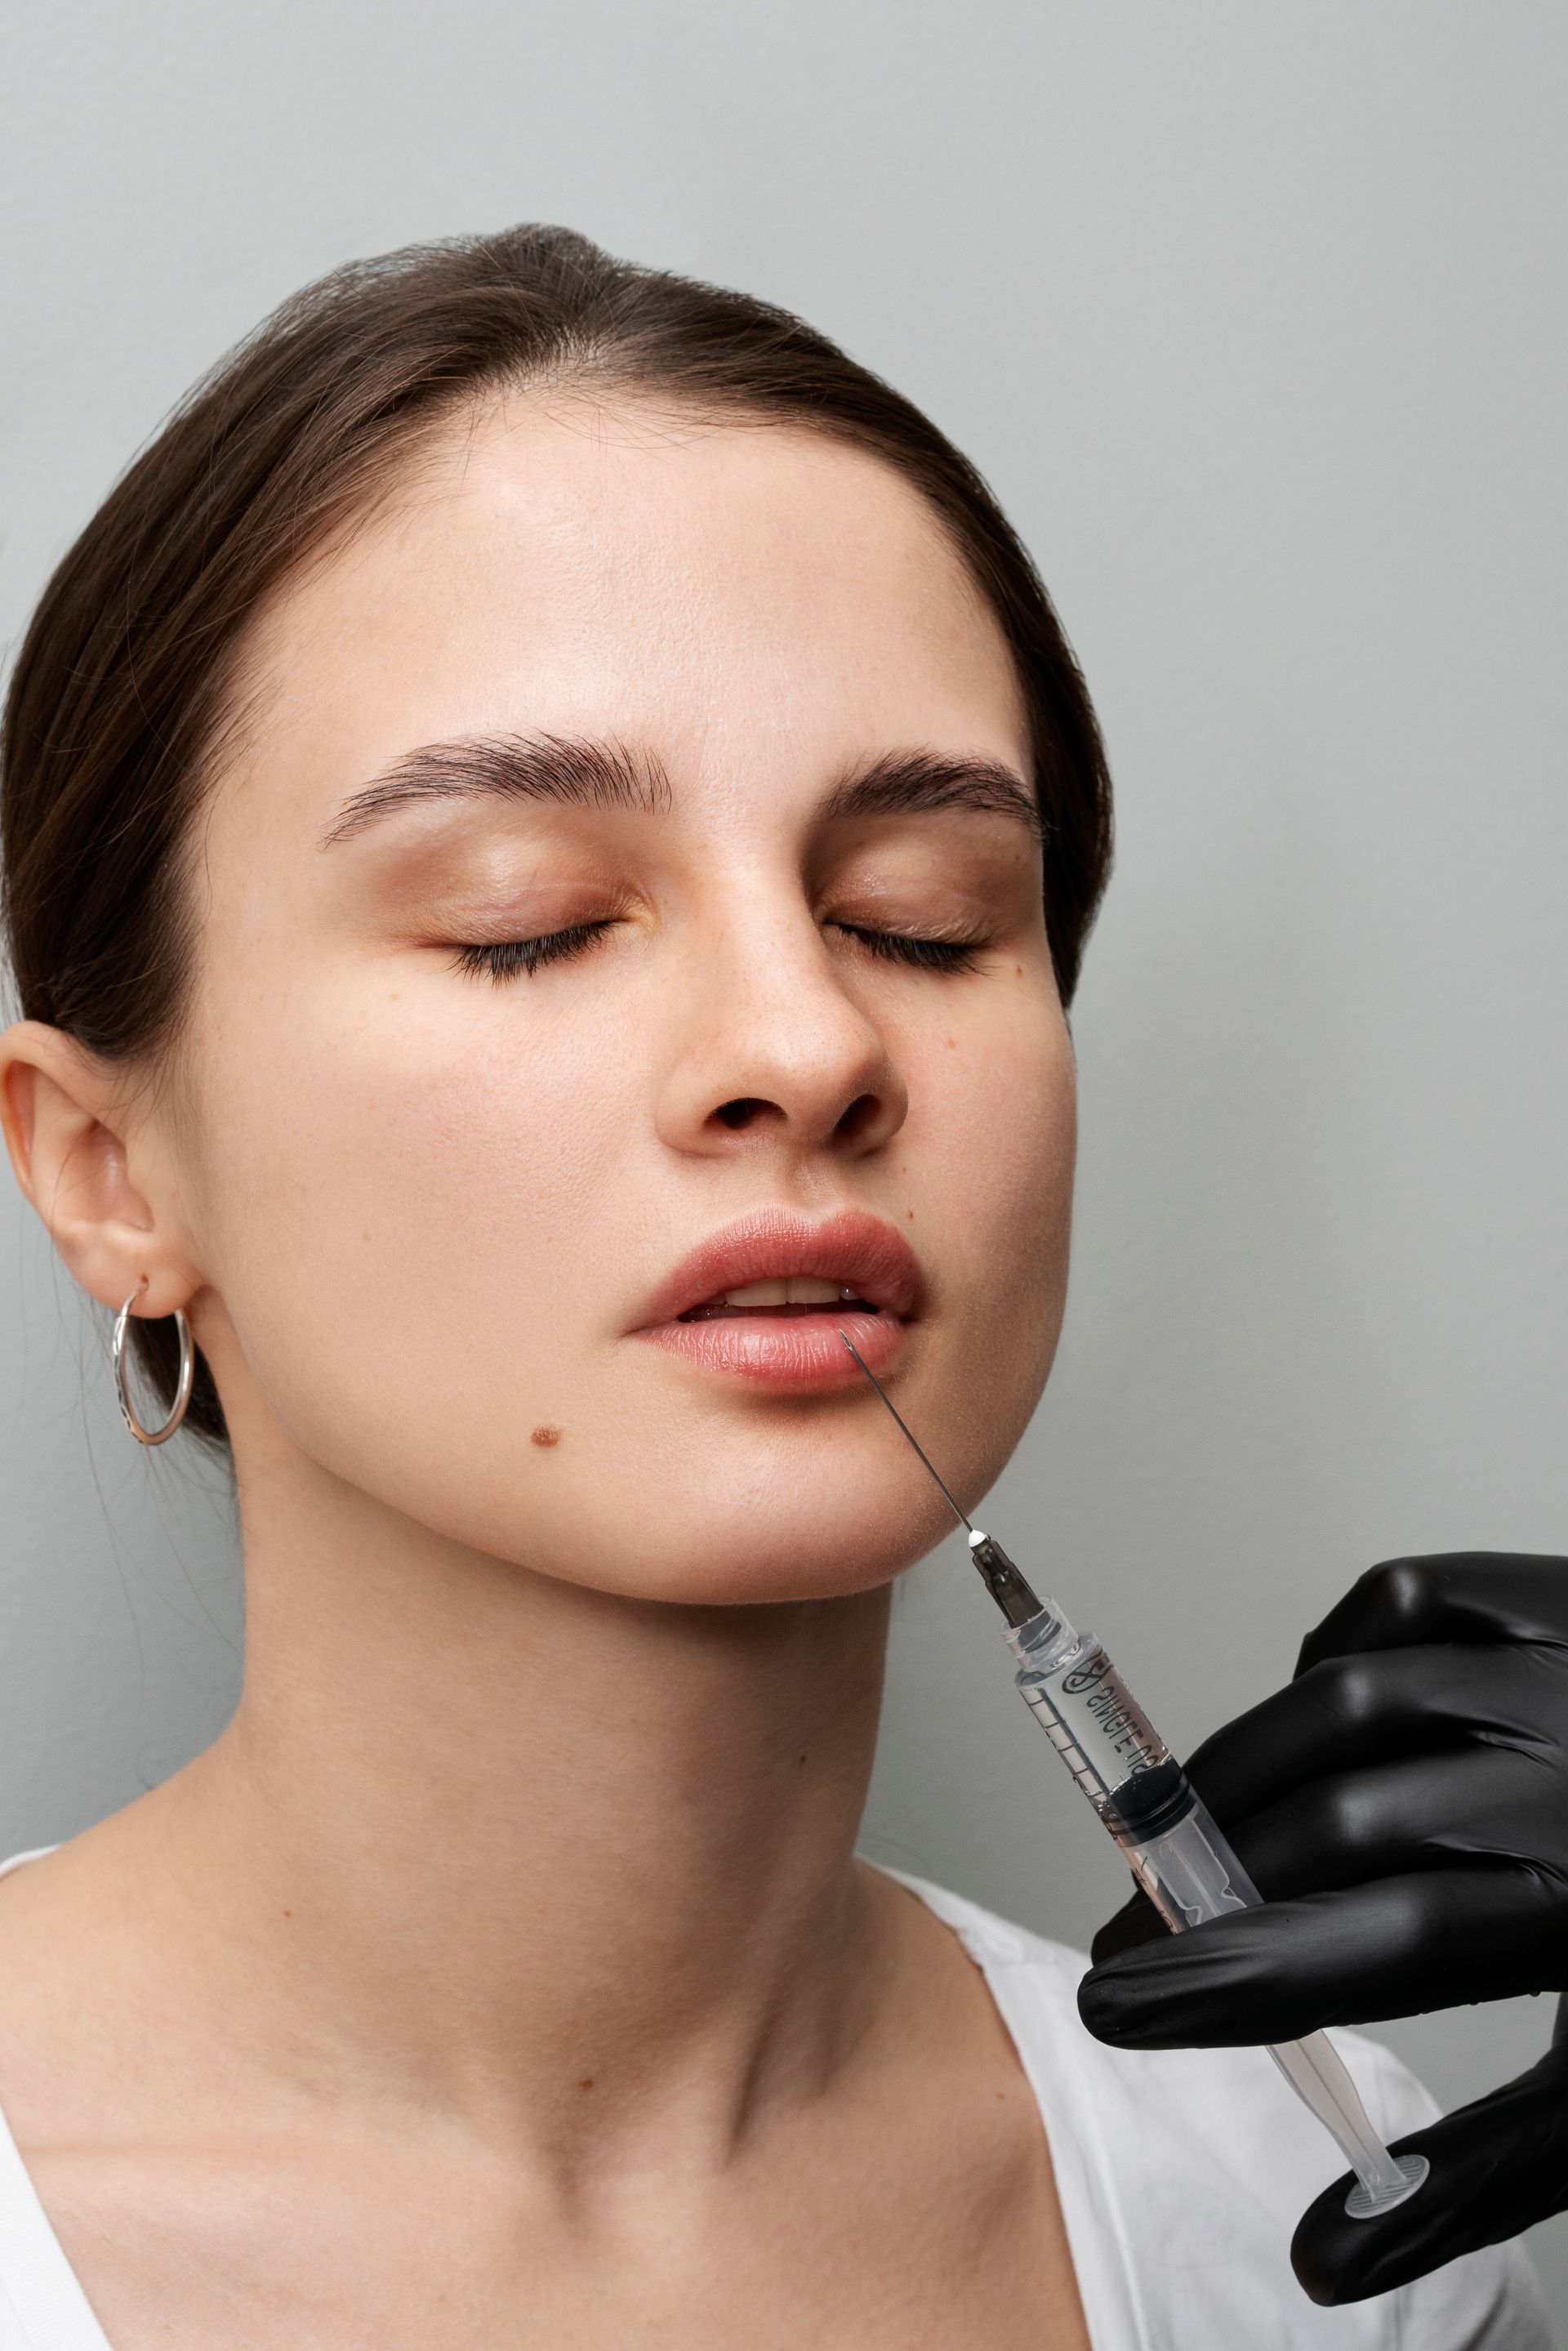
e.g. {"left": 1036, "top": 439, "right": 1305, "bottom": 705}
{"left": 634, "top": 1206, "right": 926, "bottom": 1327}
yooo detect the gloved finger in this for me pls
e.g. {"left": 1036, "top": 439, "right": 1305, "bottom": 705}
{"left": 1290, "top": 2044, "right": 1568, "bottom": 2304}
{"left": 1296, "top": 1552, "right": 1568, "bottom": 1676}
{"left": 1091, "top": 1736, "right": 1563, "bottom": 1981}
{"left": 1077, "top": 1865, "right": 1565, "bottom": 2048}
{"left": 1213, "top": 1746, "right": 1561, "bottom": 1900}
{"left": 1178, "top": 1644, "right": 1566, "bottom": 1827}
{"left": 1088, "top": 1883, "right": 1165, "bottom": 1966}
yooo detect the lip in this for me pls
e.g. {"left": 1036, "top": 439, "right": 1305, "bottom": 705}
{"left": 630, "top": 1205, "right": 924, "bottom": 1393}
{"left": 633, "top": 1205, "right": 925, "bottom": 1327}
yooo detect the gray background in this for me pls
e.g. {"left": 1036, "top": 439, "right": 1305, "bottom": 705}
{"left": 3, "top": 0, "right": 1565, "bottom": 2326}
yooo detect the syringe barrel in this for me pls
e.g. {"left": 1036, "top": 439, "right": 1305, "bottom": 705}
{"left": 1005, "top": 1605, "right": 1258, "bottom": 1915}
{"left": 1006, "top": 1605, "right": 1172, "bottom": 1821}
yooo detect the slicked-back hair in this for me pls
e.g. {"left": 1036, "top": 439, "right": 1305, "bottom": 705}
{"left": 2, "top": 223, "right": 1112, "bottom": 1448}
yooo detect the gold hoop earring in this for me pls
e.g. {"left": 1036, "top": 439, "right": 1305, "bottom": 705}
{"left": 111, "top": 1279, "right": 194, "bottom": 1446}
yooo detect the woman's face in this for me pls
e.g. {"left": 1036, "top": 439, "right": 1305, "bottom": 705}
{"left": 171, "top": 396, "right": 1076, "bottom": 1602}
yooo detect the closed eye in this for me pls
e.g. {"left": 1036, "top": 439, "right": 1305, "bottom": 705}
{"left": 450, "top": 921, "right": 617, "bottom": 983}
{"left": 449, "top": 918, "right": 989, "bottom": 985}
{"left": 828, "top": 923, "right": 986, "bottom": 974}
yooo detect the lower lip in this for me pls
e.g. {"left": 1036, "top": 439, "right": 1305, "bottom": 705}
{"left": 632, "top": 1305, "right": 907, "bottom": 1390}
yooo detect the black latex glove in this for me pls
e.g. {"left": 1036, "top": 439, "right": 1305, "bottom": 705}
{"left": 1076, "top": 1553, "right": 1568, "bottom": 2306}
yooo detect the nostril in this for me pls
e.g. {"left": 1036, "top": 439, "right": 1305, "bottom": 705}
{"left": 834, "top": 1093, "right": 880, "bottom": 1142}
{"left": 715, "top": 1097, "right": 772, "bottom": 1130}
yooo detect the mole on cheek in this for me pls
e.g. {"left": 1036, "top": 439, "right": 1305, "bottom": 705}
{"left": 531, "top": 1425, "right": 563, "bottom": 1448}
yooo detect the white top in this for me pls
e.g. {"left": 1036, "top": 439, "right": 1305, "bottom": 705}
{"left": 0, "top": 1843, "right": 1552, "bottom": 2349}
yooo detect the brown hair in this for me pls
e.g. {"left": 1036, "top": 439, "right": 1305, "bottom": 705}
{"left": 1, "top": 223, "right": 1113, "bottom": 1448}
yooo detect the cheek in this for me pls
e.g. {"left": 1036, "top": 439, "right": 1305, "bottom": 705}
{"left": 184, "top": 980, "right": 638, "bottom": 1483}
{"left": 926, "top": 1002, "right": 1076, "bottom": 1459}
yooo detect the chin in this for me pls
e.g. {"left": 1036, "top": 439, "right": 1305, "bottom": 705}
{"left": 657, "top": 1549, "right": 908, "bottom": 1610}
{"left": 521, "top": 1488, "right": 943, "bottom": 1611}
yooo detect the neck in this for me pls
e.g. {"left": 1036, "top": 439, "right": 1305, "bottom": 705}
{"left": 142, "top": 1441, "right": 897, "bottom": 2167}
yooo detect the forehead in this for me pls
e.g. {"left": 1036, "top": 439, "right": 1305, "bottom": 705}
{"left": 218, "top": 397, "right": 1028, "bottom": 846}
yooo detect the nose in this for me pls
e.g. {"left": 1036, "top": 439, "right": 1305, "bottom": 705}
{"left": 655, "top": 887, "right": 910, "bottom": 1165}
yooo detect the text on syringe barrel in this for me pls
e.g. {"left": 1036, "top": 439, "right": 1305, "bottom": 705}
{"left": 1010, "top": 1617, "right": 1170, "bottom": 1818}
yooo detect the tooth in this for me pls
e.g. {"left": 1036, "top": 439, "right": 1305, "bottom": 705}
{"left": 722, "top": 1279, "right": 791, "bottom": 1307}
{"left": 787, "top": 1278, "right": 842, "bottom": 1305}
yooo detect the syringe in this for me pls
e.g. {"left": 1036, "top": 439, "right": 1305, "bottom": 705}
{"left": 840, "top": 1332, "right": 1428, "bottom": 2220}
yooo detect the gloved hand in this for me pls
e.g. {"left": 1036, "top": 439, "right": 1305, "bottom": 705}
{"left": 1075, "top": 1553, "right": 1568, "bottom": 2306}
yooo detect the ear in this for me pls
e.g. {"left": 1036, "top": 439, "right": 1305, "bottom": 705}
{"left": 0, "top": 1019, "right": 198, "bottom": 1318}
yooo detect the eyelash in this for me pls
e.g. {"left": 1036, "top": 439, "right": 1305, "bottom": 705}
{"left": 450, "top": 920, "right": 987, "bottom": 985}
{"left": 451, "top": 923, "right": 616, "bottom": 984}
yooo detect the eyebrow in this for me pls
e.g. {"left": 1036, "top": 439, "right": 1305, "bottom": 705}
{"left": 821, "top": 747, "right": 1045, "bottom": 847}
{"left": 318, "top": 734, "right": 1045, "bottom": 850}
{"left": 320, "top": 735, "right": 673, "bottom": 846}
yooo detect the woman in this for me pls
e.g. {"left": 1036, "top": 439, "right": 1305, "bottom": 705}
{"left": 0, "top": 226, "right": 1548, "bottom": 2347}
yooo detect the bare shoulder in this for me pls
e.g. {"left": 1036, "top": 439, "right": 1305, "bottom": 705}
{"left": 0, "top": 1834, "right": 144, "bottom": 2130}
